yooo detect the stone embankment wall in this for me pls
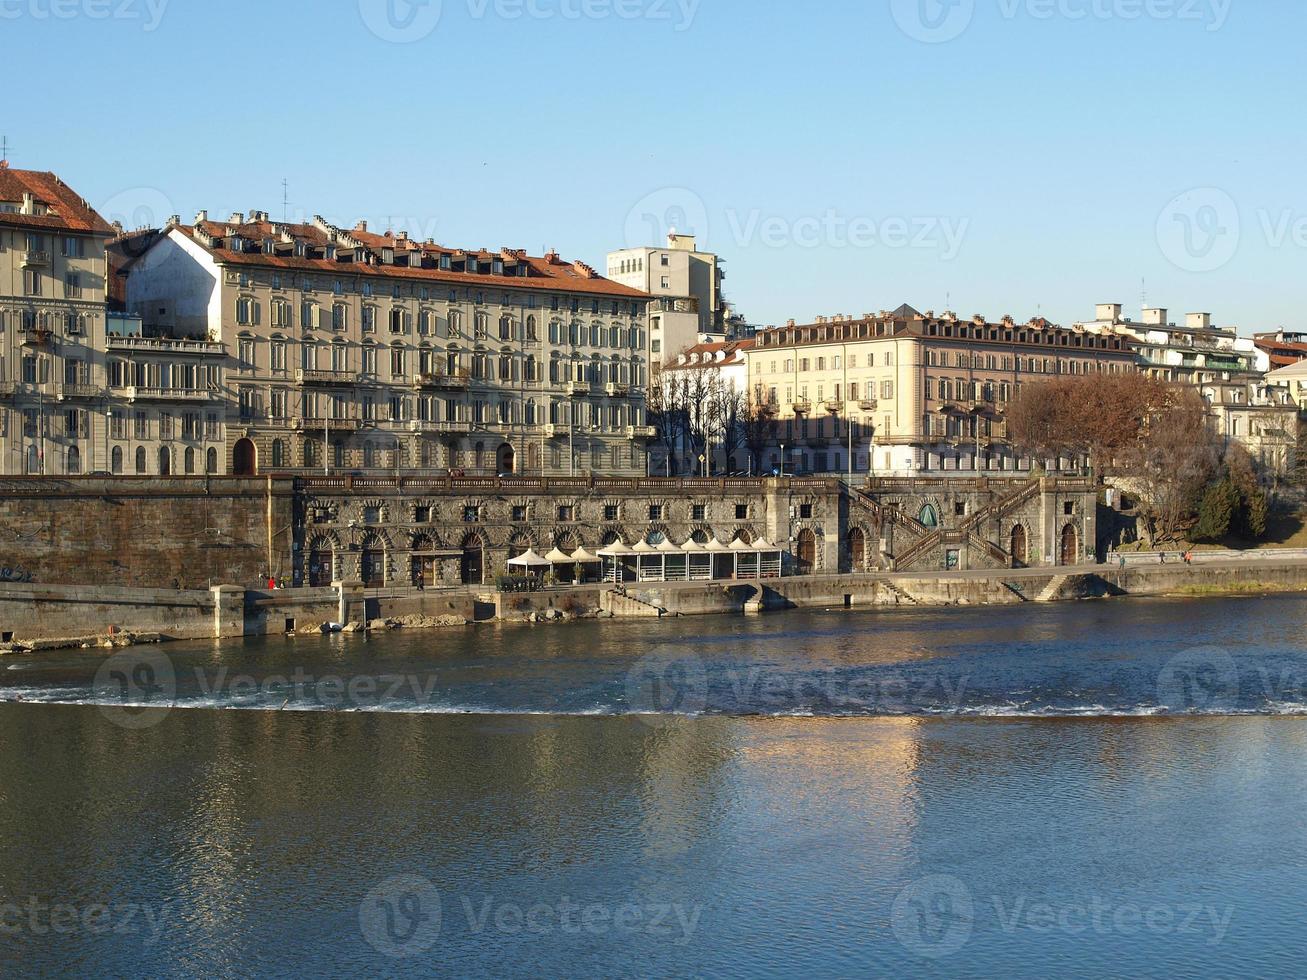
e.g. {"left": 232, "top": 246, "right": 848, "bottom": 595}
{"left": 0, "top": 476, "right": 295, "bottom": 589}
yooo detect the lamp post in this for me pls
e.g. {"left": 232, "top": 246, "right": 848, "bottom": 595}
{"left": 780, "top": 442, "right": 786, "bottom": 478}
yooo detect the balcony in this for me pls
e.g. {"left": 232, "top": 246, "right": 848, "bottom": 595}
{"left": 22, "top": 250, "right": 50, "bottom": 267}
{"left": 294, "top": 415, "right": 364, "bottom": 430}
{"left": 824, "top": 399, "right": 843, "bottom": 414}
{"left": 792, "top": 400, "right": 813, "bottom": 415}
{"left": 296, "top": 369, "right": 356, "bottom": 386}
{"left": 19, "top": 326, "right": 53, "bottom": 348}
{"left": 56, "top": 383, "right": 106, "bottom": 401}
{"left": 543, "top": 424, "right": 564, "bottom": 438}
{"left": 107, "top": 336, "right": 225, "bottom": 356}
{"left": 605, "top": 382, "right": 629, "bottom": 397}
{"left": 413, "top": 371, "right": 471, "bottom": 390}
{"left": 626, "top": 425, "right": 657, "bottom": 440}
{"left": 858, "top": 399, "right": 879, "bottom": 412}
{"left": 565, "top": 381, "right": 590, "bottom": 397}
{"left": 123, "top": 386, "right": 217, "bottom": 403}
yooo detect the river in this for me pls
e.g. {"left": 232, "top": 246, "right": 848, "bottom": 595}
{"left": 1, "top": 595, "right": 1306, "bottom": 976}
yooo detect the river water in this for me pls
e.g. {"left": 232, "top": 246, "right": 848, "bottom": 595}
{"left": 2, "top": 596, "right": 1306, "bottom": 976}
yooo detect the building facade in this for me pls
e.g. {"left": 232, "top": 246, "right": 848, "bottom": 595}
{"left": 745, "top": 306, "right": 1137, "bottom": 477}
{"left": 0, "top": 167, "right": 115, "bottom": 475}
{"left": 124, "top": 212, "right": 655, "bottom": 476}
{"left": 607, "top": 232, "right": 736, "bottom": 372}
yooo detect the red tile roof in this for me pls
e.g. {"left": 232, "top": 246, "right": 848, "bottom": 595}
{"left": 0, "top": 166, "right": 114, "bottom": 235}
{"left": 158, "top": 216, "right": 650, "bottom": 300}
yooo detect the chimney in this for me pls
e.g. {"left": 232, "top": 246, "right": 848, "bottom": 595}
{"left": 20, "top": 192, "right": 35, "bottom": 214}
{"left": 195, "top": 209, "right": 208, "bottom": 224}
{"left": 354, "top": 220, "right": 368, "bottom": 233}
{"left": 786, "top": 319, "right": 796, "bottom": 328}
{"left": 1187, "top": 312, "right": 1212, "bottom": 330}
{"left": 1142, "top": 307, "right": 1168, "bottom": 326}
{"left": 167, "top": 214, "right": 180, "bottom": 227}
{"left": 228, "top": 212, "right": 245, "bottom": 225}
{"left": 1096, "top": 303, "right": 1122, "bottom": 323}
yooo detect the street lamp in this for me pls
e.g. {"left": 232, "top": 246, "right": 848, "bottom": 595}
{"left": 779, "top": 442, "right": 786, "bottom": 478}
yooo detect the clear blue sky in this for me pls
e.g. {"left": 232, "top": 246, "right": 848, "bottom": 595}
{"left": 6, "top": 0, "right": 1304, "bottom": 332}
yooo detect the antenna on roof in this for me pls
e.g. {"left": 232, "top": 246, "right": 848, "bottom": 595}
{"left": 1140, "top": 277, "right": 1147, "bottom": 315}
{"left": 0, "top": 135, "right": 10, "bottom": 167}
{"left": 281, "top": 178, "right": 289, "bottom": 223}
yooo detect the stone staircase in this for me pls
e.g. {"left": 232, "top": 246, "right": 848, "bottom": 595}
{"left": 881, "top": 580, "right": 920, "bottom": 605}
{"left": 1036, "top": 575, "right": 1069, "bottom": 603}
{"left": 890, "top": 479, "right": 1039, "bottom": 572}
{"left": 602, "top": 589, "right": 668, "bottom": 618}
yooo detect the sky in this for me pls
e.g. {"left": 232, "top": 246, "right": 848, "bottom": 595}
{"left": 5, "top": 0, "right": 1305, "bottom": 333}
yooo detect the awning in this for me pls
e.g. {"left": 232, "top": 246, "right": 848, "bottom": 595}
{"left": 729, "top": 538, "right": 758, "bottom": 552}
{"left": 570, "top": 548, "right": 601, "bottom": 564}
{"left": 704, "top": 538, "right": 731, "bottom": 553}
{"left": 507, "top": 549, "right": 551, "bottom": 568}
{"left": 544, "top": 548, "right": 574, "bottom": 564}
{"left": 598, "top": 540, "right": 635, "bottom": 557}
{"left": 681, "top": 538, "right": 707, "bottom": 553}
{"left": 656, "top": 538, "right": 683, "bottom": 553}
{"left": 631, "top": 540, "right": 658, "bottom": 554}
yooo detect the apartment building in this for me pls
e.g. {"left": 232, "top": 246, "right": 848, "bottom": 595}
{"left": 655, "top": 339, "right": 753, "bottom": 474}
{"left": 1079, "top": 305, "right": 1297, "bottom": 476}
{"left": 746, "top": 305, "right": 1137, "bottom": 477}
{"left": 124, "top": 211, "right": 654, "bottom": 476}
{"left": 1254, "top": 329, "right": 1307, "bottom": 370}
{"left": 0, "top": 166, "right": 115, "bottom": 475}
{"left": 607, "top": 232, "right": 733, "bottom": 372}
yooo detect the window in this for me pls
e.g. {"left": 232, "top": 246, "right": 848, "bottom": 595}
{"left": 735, "top": 504, "right": 748, "bottom": 519}
{"left": 512, "top": 505, "right": 527, "bottom": 522}
{"left": 799, "top": 503, "right": 813, "bottom": 519}
{"left": 64, "top": 273, "right": 82, "bottom": 298}
{"left": 362, "top": 306, "right": 377, "bottom": 333}
{"left": 463, "top": 505, "right": 480, "bottom": 522}
{"left": 558, "top": 505, "right": 575, "bottom": 522}
{"left": 23, "top": 269, "right": 41, "bottom": 296}
{"left": 604, "top": 504, "right": 619, "bottom": 521}
{"left": 332, "top": 303, "right": 348, "bottom": 331}
{"left": 692, "top": 504, "right": 706, "bottom": 521}
{"left": 648, "top": 505, "right": 663, "bottom": 520}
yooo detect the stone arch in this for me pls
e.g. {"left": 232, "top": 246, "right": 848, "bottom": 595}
{"left": 460, "top": 530, "right": 487, "bottom": 585}
{"left": 732, "top": 526, "right": 757, "bottom": 545}
{"left": 554, "top": 530, "right": 581, "bottom": 552}
{"left": 1060, "top": 523, "right": 1079, "bottom": 567}
{"left": 795, "top": 527, "right": 818, "bottom": 574}
{"left": 306, "top": 533, "right": 339, "bottom": 587}
{"left": 847, "top": 525, "right": 870, "bottom": 572}
{"left": 359, "top": 530, "right": 387, "bottom": 586}
{"left": 918, "top": 503, "right": 939, "bottom": 528}
{"left": 1010, "top": 523, "right": 1030, "bottom": 567}
{"left": 232, "top": 438, "right": 256, "bottom": 476}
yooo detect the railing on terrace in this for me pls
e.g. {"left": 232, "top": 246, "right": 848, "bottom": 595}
{"left": 297, "top": 474, "right": 843, "bottom": 494}
{"left": 107, "top": 336, "right": 225, "bottom": 355}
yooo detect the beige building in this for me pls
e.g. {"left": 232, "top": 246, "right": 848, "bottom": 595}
{"left": 124, "top": 211, "right": 654, "bottom": 476}
{"left": 746, "top": 305, "right": 1137, "bottom": 476}
{"left": 607, "top": 232, "right": 731, "bottom": 371}
{"left": 0, "top": 167, "right": 115, "bottom": 475}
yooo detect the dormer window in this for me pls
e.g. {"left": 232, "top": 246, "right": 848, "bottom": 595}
{"left": 493, "top": 259, "right": 503, "bottom": 275}
{"left": 440, "top": 254, "right": 451, "bottom": 270}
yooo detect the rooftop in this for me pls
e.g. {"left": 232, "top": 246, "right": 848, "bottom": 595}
{"left": 0, "top": 166, "right": 114, "bottom": 236}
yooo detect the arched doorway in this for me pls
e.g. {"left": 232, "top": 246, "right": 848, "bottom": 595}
{"left": 1060, "top": 524, "right": 1079, "bottom": 566}
{"left": 233, "top": 438, "right": 257, "bottom": 476}
{"left": 847, "top": 527, "right": 867, "bottom": 572}
{"left": 360, "top": 534, "right": 385, "bottom": 586}
{"left": 919, "top": 504, "right": 939, "bottom": 528}
{"left": 460, "top": 533, "right": 485, "bottom": 585}
{"left": 796, "top": 528, "right": 817, "bottom": 575}
{"left": 307, "top": 538, "right": 335, "bottom": 587}
{"left": 66, "top": 446, "right": 81, "bottom": 475}
{"left": 1010, "top": 525, "right": 1028, "bottom": 567}
{"left": 411, "top": 534, "right": 435, "bottom": 587}
{"left": 158, "top": 446, "right": 171, "bottom": 476}
{"left": 497, "top": 443, "right": 515, "bottom": 476}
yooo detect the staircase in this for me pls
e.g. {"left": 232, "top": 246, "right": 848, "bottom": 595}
{"left": 889, "top": 479, "right": 1040, "bottom": 572}
{"left": 1036, "top": 575, "right": 1068, "bottom": 603}
{"left": 1001, "top": 581, "right": 1031, "bottom": 602}
{"left": 881, "top": 580, "right": 920, "bottom": 605}
{"left": 602, "top": 589, "right": 667, "bottom": 618}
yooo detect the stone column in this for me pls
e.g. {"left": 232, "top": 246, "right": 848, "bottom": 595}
{"left": 335, "top": 579, "right": 364, "bottom": 626}
{"left": 210, "top": 585, "right": 246, "bottom": 639}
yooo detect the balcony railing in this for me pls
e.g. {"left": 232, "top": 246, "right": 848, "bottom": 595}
{"left": 792, "top": 400, "right": 812, "bottom": 414}
{"left": 22, "top": 250, "right": 50, "bottom": 267}
{"left": 107, "top": 336, "right": 225, "bottom": 356}
{"left": 296, "top": 369, "right": 356, "bottom": 385}
{"left": 122, "top": 386, "right": 218, "bottom": 403}
{"left": 605, "top": 382, "right": 629, "bottom": 397}
{"left": 858, "top": 399, "right": 879, "bottom": 412}
{"left": 565, "top": 381, "right": 591, "bottom": 397}
{"left": 56, "top": 383, "right": 106, "bottom": 401}
{"left": 412, "top": 372, "right": 470, "bottom": 390}
{"left": 824, "top": 399, "right": 843, "bottom": 414}
{"left": 626, "top": 425, "right": 657, "bottom": 440}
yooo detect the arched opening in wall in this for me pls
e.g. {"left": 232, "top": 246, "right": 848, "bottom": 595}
{"left": 184, "top": 447, "right": 196, "bottom": 475}
{"left": 460, "top": 533, "right": 485, "bottom": 585}
{"left": 24, "top": 445, "right": 38, "bottom": 475}
{"left": 206, "top": 447, "right": 218, "bottom": 474}
{"left": 847, "top": 527, "right": 867, "bottom": 572}
{"left": 919, "top": 504, "right": 939, "bottom": 528}
{"left": 411, "top": 534, "right": 436, "bottom": 587}
{"left": 111, "top": 446, "right": 123, "bottom": 474}
{"left": 796, "top": 528, "right": 817, "bottom": 575}
{"left": 233, "top": 438, "right": 257, "bottom": 476}
{"left": 526, "top": 442, "right": 540, "bottom": 473}
{"left": 360, "top": 534, "right": 385, "bottom": 587}
{"left": 732, "top": 528, "right": 754, "bottom": 545}
{"left": 497, "top": 443, "right": 515, "bottom": 476}
{"left": 307, "top": 537, "right": 335, "bottom": 587}
{"left": 691, "top": 528, "right": 711, "bottom": 545}
{"left": 1060, "top": 524, "right": 1079, "bottom": 567}
{"left": 158, "top": 447, "right": 171, "bottom": 476}
{"left": 1011, "top": 525, "right": 1029, "bottom": 568}
{"left": 135, "top": 446, "right": 146, "bottom": 474}
{"left": 66, "top": 446, "right": 81, "bottom": 475}
{"left": 271, "top": 438, "right": 286, "bottom": 469}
